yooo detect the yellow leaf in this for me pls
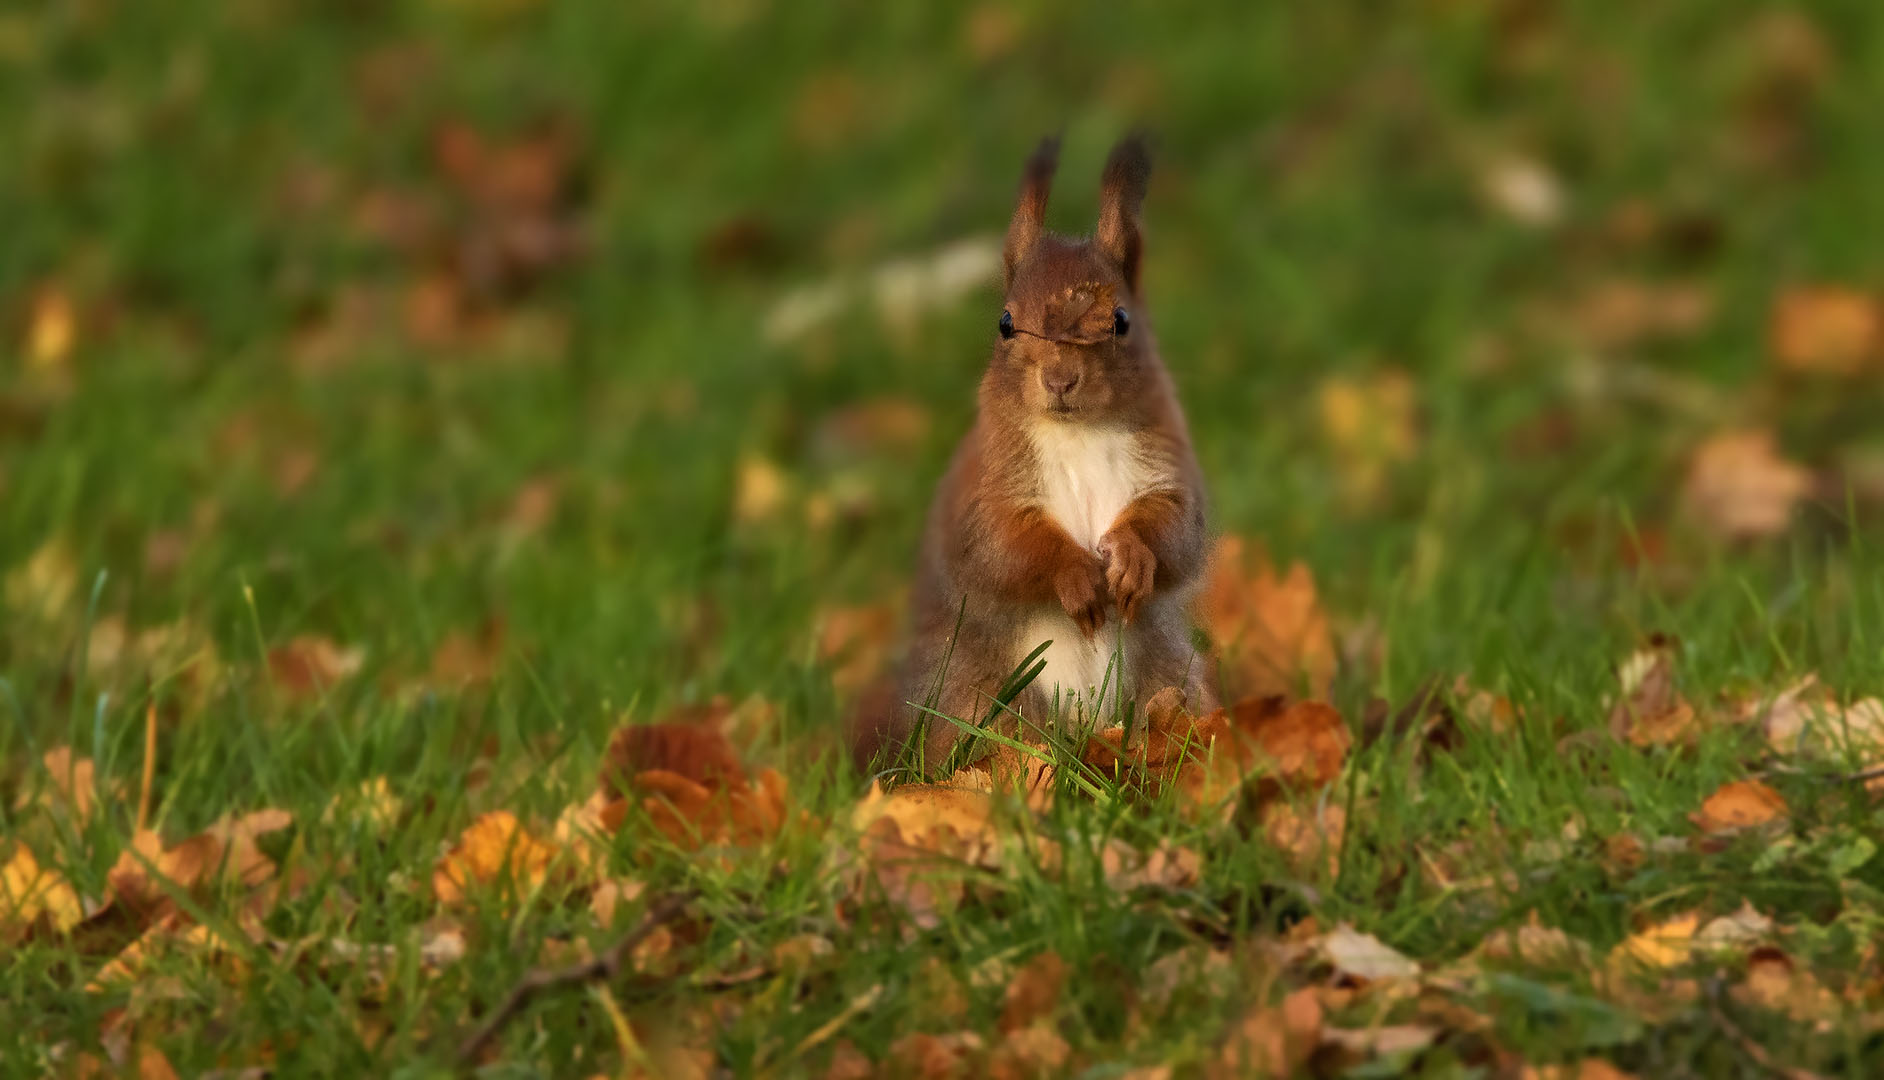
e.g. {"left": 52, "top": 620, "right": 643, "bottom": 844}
{"left": 433, "top": 810, "right": 556, "bottom": 905}
{"left": 1, "top": 844, "right": 83, "bottom": 935}
{"left": 26, "top": 286, "right": 76, "bottom": 370}
{"left": 5, "top": 536, "right": 78, "bottom": 624}
{"left": 734, "top": 455, "right": 787, "bottom": 523}
{"left": 322, "top": 777, "right": 403, "bottom": 830}
{"left": 1317, "top": 370, "right": 1419, "bottom": 507}
{"left": 1611, "top": 910, "right": 1702, "bottom": 970}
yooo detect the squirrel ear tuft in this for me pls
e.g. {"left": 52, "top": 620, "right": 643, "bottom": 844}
{"left": 1096, "top": 133, "right": 1152, "bottom": 292}
{"left": 1004, "top": 135, "right": 1061, "bottom": 289}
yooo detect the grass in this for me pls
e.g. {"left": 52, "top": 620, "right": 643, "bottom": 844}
{"left": 7, "top": 0, "right": 1884, "bottom": 1075}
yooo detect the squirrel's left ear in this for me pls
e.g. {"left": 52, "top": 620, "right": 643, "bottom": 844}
{"left": 1095, "top": 134, "right": 1151, "bottom": 293}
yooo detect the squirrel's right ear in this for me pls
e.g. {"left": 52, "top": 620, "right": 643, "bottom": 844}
{"left": 1003, "top": 135, "right": 1061, "bottom": 289}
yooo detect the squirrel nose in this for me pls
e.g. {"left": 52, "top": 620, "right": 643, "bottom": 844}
{"left": 1043, "top": 371, "right": 1079, "bottom": 397}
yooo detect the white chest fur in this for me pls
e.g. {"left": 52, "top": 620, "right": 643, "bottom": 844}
{"left": 1017, "top": 423, "right": 1164, "bottom": 715}
{"left": 1027, "top": 422, "right": 1159, "bottom": 551}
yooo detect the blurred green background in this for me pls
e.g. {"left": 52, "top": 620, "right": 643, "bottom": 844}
{"left": 6, "top": 0, "right": 1884, "bottom": 788}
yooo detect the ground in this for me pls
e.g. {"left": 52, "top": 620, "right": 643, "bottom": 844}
{"left": 6, "top": 2, "right": 1884, "bottom": 1076}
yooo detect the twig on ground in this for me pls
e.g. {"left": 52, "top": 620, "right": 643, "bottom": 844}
{"left": 1837, "top": 762, "right": 1884, "bottom": 786}
{"left": 453, "top": 891, "right": 695, "bottom": 1068}
{"left": 1759, "top": 759, "right": 1884, "bottom": 786}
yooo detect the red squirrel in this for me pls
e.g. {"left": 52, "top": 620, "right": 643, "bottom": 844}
{"left": 854, "top": 135, "right": 1217, "bottom": 773}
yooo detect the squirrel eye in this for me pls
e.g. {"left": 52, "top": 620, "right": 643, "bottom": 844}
{"left": 1113, "top": 306, "right": 1130, "bottom": 336}
{"left": 999, "top": 310, "right": 1015, "bottom": 339}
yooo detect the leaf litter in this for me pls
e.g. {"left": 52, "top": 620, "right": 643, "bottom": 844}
{"left": 15, "top": 527, "right": 1884, "bottom": 1075}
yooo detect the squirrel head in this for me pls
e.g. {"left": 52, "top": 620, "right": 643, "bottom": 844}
{"left": 984, "top": 135, "right": 1157, "bottom": 428}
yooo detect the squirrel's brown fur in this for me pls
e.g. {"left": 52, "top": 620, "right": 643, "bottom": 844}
{"left": 853, "top": 135, "right": 1216, "bottom": 773}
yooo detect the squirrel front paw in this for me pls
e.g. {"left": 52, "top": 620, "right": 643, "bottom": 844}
{"left": 1098, "top": 528, "right": 1156, "bottom": 624}
{"left": 1053, "top": 552, "right": 1109, "bottom": 638}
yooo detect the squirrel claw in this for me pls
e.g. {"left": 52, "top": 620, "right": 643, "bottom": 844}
{"left": 1099, "top": 529, "right": 1155, "bottom": 627}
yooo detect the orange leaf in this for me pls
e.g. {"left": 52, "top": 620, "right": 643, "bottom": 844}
{"left": 1228, "top": 698, "right": 1351, "bottom": 790}
{"left": 106, "top": 808, "right": 294, "bottom": 914}
{"left": 1607, "top": 636, "right": 1704, "bottom": 747}
{"left": 1681, "top": 430, "right": 1812, "bottom": 541}
{"left": 1691, "top": 779, "right": 1788, "bottom": 834}
{"left": 1200, "top": 537, "right": 1336, "bottom": 701}
{"left": 267, "top": 635, "right": 365, "bottom": 698}
{"left": 885, "top": 1031, "right": 984, "bottom": 1079}
{"left": 432, "top": 810, "right": 557, "bottom": 905}
{"left": 1261, "top": 800, "right": 1346, "bottom": 878}
{"left": 1213, "top": 987, "right": 1322, "bottom": 1079}
{"left": 817, "top": 603, "right": 901, "bottom": 695}
{"left": 602, "top": 721, "right": 746, "bottom": 797}
{"left": 1770, "top": 286, "right": 1881, "bottom": 375}
{"left": 999, "top": 951, "right": 1066, "bottom": 1033}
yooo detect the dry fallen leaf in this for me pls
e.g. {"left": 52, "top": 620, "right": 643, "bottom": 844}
{"left": 1568, "top": 278, "right": 1715, "bottom": 350}
{"left": 1479, "top": 153, "right": 1565, "bottom": 227}
{"left": 1261, "top": 799, "right": 1346, "bottom": 878}
{"left": 1607, "top": 636, "right": 1702, "bottom": 747}
{"left": 5, "top": 535, "right": 78, "bottom": 624}
{"left": 1212, "top": 987, "right": 1322, "bottom": 1079}
{"left": 885, "top": 1031, "right": 985, "bottom": 1079}
{"left": 424, "top": 618, "right": 506, "bottom": 689}
{"left": 1610, "top": 910, "right": 1702, "bottom": 971}
{"left": 1228, "top": 697, "right": 1351, "bottom": 793}
{"left": 1682, "top": 430, "right": 1812, "bottom": 541}
{"left": 1000, "top": 950, "right": 1066, "bottom": 1033}
{"left": 26, "top": 285, "right": 78, "bottom": 370}
{"left": 1694, "top": 902, "right": 1775, "bottom": 953}
{"left": 600, "top": 716, "right": 790, "bottom": 852}
{"left": 1690, "top": 779, "right": 1788, "bottom": 835}
{"left": 1321, "top": 925, "right": 1421, "bottom": 982}
{"left": 844, "top": 782, "right": 1006, "bottom": 929}
{"left": 1734, "top": 946, "right": 1840, "bottom": 1025}
{"left": 1520, "top": 1061, "right": 1640, "bottom": 1080}
{"left": 734, "top": 455, "right": 788, "bottom": 523}
{"left": 987, "top": 1020, "right": 1071, "bottom": 1080}
{"left": 433, "top": 810, "right": 557, "bottom": 904}
{"left": 1201, "top": 537, "right": 1336, "bottom": 701}
{"left": 20, "top": 747, "right": 101, "bottom": 821}
{"left": 587, "top": 877, "right": 646, "bottom": 928}
{"left": 824, "top": 1040, "right": 873, "bottom": 1080}
{"left": 1317, "top": 370, "right": 1420, "bottom": 508}
{"left": 1320, "top": 1023, "right": 1438, "bottom": 1062}
{"left": 1770, "top": 286, "right": 1881, "bottom": 375}
{"left": 817, "top": 603, "right": 900, "bottom": 696}
{"left": 107, "top": 808, "right": 295, "bottom": 913}
{"left": 1099, "top": 837, "right": 1202, "bottom": 892}
{"left": 89, "top": 920, "right": 253, "bottom": 993}
{"left": 1083, "top": 689, "right": 1350, "bottom": 817}
{"left": 1473, "top": 911, "right": 1593, "bottom": 969}
{"left": 1752, "top": 676, "right": 1884, "bottom": 761}
{"left": 267, "top": 635, "right": 366, "bottom": 699}
{"left": 1, "top": 843, "right": 83, "bottom": 936}
{"left": 322, "top": 777, "right": 403, "bottom": 831}
{"left": 604, "top": 720, "right": 748, "bottom": 793}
